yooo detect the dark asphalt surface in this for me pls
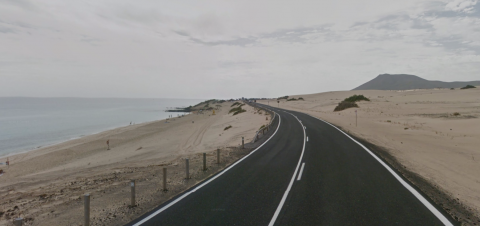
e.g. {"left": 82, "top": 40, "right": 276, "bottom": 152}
{"left": 127, "top": 104, "right": 456, "bottom": 226}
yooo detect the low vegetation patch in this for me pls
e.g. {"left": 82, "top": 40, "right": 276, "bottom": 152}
{"left": 344, "top": 94, "right": 370, "bottom": 102}
{"left": 229, "top": 107, "right": 246, "bottom": 115}
{"left": 231, "top": 102, "right": 241, "bottom": 107}
{"left": 259, "top": 125, "right": 266, "bottom": 130}
{"left": 224, "top": 125, "right": 232, "bottom": 131}
{"left": 277, "top": 96, "right": 289, "bottom": 100}
{"left": 233, "top": 109, "right": 246, "bottom": 115}
{"left": 460, "top": 85, "right": 476, "bottom": 89}
{"left": 287, "top": 97, "right": 304, "bottom": 101}
{"left": 334, "top": 101, "right": 359, "bottom": 112}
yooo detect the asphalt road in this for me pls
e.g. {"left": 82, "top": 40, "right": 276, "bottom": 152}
{"left": 127, "top": 105, "right": 456, "bottom": 226}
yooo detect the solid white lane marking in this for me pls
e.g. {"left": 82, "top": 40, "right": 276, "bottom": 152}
{"left": 297, "top": 163, "right": 305, "bottom": 181}
{"left": 133, "top": 112, "right": 282, "bottom": 226}
{"left": 268, "top": 112, "right": 306, "bottom": 226}
{"left": 307, "top": 136, "right": 309, "bottom": 142}
{"left": 307, "top": 114, "right": 453, "bottom": 226}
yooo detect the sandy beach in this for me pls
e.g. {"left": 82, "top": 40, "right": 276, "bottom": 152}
{"left": 0, "top": 102, "right": 270, "bottom": 225}
{"left": 259, "top": 87, "right": 480, "bottom": 222}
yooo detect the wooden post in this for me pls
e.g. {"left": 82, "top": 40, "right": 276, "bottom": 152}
{"left": 84, "top": 194, "right": 90, "bottom": 226}
{"left": 217, "top": 149, "right": 220, "bottom": 164}
{"left": 130, "top": 180, "right": 135, "bottom": 207}
{"left": 242, "top": 137, "right": 244, "bottom": 149}
{"left": 163, "top": 168, "right": 167, "bottom": 191}
{"left": 203, "top": 153, "right": 207, "bottom": 171}
{"left": 13, "top": 218, "right": 23, "bottom": 226}
{"left": 185, "top": 158, "right": 189, "bottom": 179}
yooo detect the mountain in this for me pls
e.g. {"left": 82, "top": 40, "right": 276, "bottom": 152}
{"left": 353, "top": 74, "right": 480, "bottom": 90}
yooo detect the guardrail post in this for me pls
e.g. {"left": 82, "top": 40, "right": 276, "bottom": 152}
{"left": 203, "top": 153, "right": 207, "bottom": 171}
{"left": 242, "top": 137, "right": 244, "bottom": 149}
{"left": 217, "top": 149, "right": 220, "bottom": 164}
{"left": 84, "top": 194, "right": 90, "bottom": 226}
{"left": 130, "top": 180, "right": 135, "bottom": 207}
{"left": 163, "top": 168, "right": 167, "bottom": 191}
{"left": 185, "top": 158, "right": 189, "bottom": 179}
{"left": 13, "top": 218, "right": 23, "bottom": 226}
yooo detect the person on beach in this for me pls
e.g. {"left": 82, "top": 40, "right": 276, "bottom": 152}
{"left": 107, "top": 140, "right": 110, "bottom": 150}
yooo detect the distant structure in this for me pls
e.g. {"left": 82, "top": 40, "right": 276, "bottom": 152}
{"left": 353, "top": 74, "right": 480, "bottom": 90}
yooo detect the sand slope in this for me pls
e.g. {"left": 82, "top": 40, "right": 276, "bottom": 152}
{"left": 0, "top": 102, "right": 269, "bottom": 225}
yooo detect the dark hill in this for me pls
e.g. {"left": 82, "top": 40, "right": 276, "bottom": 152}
{"left": 353, "top": 74, "right": 480, "bottom": 90}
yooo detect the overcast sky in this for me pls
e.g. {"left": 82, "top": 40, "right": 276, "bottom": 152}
{"left": 1, "top": 0, "right": 479, "bottom": 99}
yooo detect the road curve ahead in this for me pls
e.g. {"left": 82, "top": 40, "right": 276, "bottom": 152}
{"left": 127, "top": 104, "right": 457, "bottom": 226}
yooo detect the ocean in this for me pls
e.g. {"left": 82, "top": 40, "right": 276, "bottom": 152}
{"left": 0, "top": 97, "right": 202, "bottom": 157}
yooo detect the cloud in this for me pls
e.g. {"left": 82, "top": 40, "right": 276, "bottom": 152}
{"left": 0, "top": 0, "right": 479, "bottom": 98}
{"left": 445, "top": 0, "right": 478, "bottom": 13}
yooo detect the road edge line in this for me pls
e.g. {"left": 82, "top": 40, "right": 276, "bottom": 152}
{"left": 132, "top": 111, "right": 282, "bottom": 226}
{"left": 307, "top": 114, "right": 453, "bottom": 226}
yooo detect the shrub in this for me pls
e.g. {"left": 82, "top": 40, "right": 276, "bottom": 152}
{"left": 461, "top": 85, "right": 476, "bottom": 89}
{"left": 287, "top": 98, "right": 297, "bottom": 101}
{"left": 259, "top": 125, "right": 266, "bottom": 130}
{"left": 231, "top": 102, "right": 241, "bottom": 107}
{"left": 224, "top": 125, "right": 232, "bottom": 130}
{"left": 453, "top": 112, "right": 460, "bottom": 116}
{"left": 298, "top": 97, "right": 304, "bottom": 100}
{"left": 344, "top": 94, "right": 370, "bottom": 102}
{"left": 334, "top": 101, "right": 359, "bottom": 111}
{"left": 233, "top": 109, "right": 246, "bottom": 115}
{"left": 277, "top": 96, "right": 289, "bottom": 100}
{"left": 229, "top": 106, "right": 246, "bottom": 115}
{"left": 229, "top": 107, "right": 242, "bottom": 114}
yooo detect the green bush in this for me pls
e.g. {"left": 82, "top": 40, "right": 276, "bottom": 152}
{"left": 231, "top": 102, "right": 241, "bottom": 107}
{"left": 233, "top": 109, "right": 246, "bottom": 115}
{"left": 229, "top": 107, "right": 242, "bottom": 114}
{"left": 224, "top": 125, "right": 232, "bottom": 130}
{"left": 461, "top": 85, "right": 476, "bottom": 89}
{"left": 334, "top": 101, "right": 359, "bottom": 112}
{"left": 344, "top": 95, "right": 370, "bottom": 102}
{"left": 277, "top": 96, "right": 289, "bottom": 100}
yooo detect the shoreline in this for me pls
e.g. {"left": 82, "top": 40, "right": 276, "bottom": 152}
{"left": 0, "top": 113, "right": 190, "bottom": 159}
{"left": 0, "top": 102, "right": 269, "bottom": 225}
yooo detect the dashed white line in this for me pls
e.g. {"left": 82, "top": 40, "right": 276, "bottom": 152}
{"left": 297, "top": 163, "right": 305, "bottom": 181}
{"left": 307, "top": 136, "right": 309, "bottom": 142}
{"left": 268, "top": 112, "right": 306, "bottom": 226}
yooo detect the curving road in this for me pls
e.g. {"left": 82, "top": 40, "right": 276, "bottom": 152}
{"left": 127, "top": 105, "right": 456, "bottom": 226}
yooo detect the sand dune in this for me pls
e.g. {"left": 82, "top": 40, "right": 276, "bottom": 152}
{"left": 260, "top": 87, "right": 480, "bottom": 221}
